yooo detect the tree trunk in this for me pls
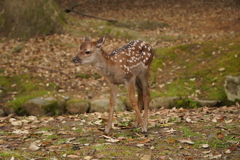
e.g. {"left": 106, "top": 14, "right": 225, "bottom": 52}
{"left": 0, "top": 0, "right": 67, "bottom": 39}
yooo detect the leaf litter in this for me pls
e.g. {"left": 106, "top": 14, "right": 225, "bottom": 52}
{"left": 0, "top": 105, "right": 239, "bottom": 159}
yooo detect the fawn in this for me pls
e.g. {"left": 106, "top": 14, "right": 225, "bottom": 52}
{"left": 73, "top": 34, "right": 154, "bottom": 134}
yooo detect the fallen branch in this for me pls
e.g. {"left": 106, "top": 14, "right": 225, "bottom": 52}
{"left": 64, "top": 4, "right": 117, "bottom": 23}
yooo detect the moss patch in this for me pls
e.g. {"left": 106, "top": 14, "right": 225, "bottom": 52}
{"left": 0, "top": 74, "right": 57, "bottom": 115}
{"left": 150, "top": 38, "right": 240, "bottom": 104}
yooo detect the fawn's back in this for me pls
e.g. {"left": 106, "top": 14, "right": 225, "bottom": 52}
{"left": 107, "top": 40, "right": 153, "bottom": 74}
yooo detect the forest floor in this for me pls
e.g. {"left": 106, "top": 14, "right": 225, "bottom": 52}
{"left": 0, "top": 0, "right": 240, "bottom": 159}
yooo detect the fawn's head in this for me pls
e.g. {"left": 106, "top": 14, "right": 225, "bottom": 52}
{"left": 73, "top": 35, "right": 107, "bottom": 65}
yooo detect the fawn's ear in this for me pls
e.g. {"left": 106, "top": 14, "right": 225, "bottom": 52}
{"left": 85, "top": 36, "right": 90, "bottom": 41}
{"left": 96, "top": 34, "right": 108, "bottom": 48}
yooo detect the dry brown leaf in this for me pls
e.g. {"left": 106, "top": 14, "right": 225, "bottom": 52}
{"left": 135, "top": 137, "right": 154, "bottom": 144}
{"left": 217, "top": 132, "right": 224, "bottom": 140}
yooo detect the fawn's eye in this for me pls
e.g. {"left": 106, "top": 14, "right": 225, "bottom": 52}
{"left": 85, "top": 51, "right": 90, "bottom": 54}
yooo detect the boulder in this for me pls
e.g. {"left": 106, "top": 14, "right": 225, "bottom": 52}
{"left": 89, "top": 98, "right": 126, "bottom": 113}
{"left": 66, "top": 99, "right": 90, "bottom": 114}
{"left": 22, "top": 95, "right": 66, "bottom": 116}
{"left": 224, "top": 76, "right": 240, "bottom": 101}
{"left": 194, "top": 99, "right": 220, "bottom": 107}
{"left": 149, "top": 97, "right": 181, "bottom": 109}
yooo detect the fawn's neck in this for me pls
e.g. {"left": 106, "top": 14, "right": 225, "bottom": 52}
{"left": 93, "top": 49, "right": 114, "bottom": 75}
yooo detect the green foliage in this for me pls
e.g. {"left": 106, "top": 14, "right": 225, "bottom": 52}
{"left": 176, "top": 98, "right": 200, "bottom": 109}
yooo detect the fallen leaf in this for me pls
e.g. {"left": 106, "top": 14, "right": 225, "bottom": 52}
{"left": 202, "top": 150, "right": 211, "bottom": 154}
{"left": 105, "top": 138, "right": 119, "bottom": 143}
{"left": 94, "top": 120, "right": 102, "bottom": 125}
{"left": 135, "top": 137, "right": 153, "bottom": 144}
{"left": 225, "top": 119, "right": 233, "bottom": 123}
{"left": 100, "top": 135, "right": 119, "bottom": 143}
{"left": 201, "top": 144, "right": 209, "bottom": 148}
{"left": 186, "top": 117, "right": 192, "bottom": 122}
{"left": 12, "top": 129, "right": 29, "bottom": 134}
{"left": 84, "top": 156, "right": 93, "bottom": 160}
{"left": 136, "top": 144, "right": 144, "bottom": 147}
{"left": 165, "top": 139, "right": 175, "bottom": 143}
{"left": 10, "top": 120, "right": 23, "bottom": 126}
{"left": 178, "top": 138, "right": 195, "bottom": 145}
{"left": 29, "top": 143, "right": 40, "bottom": 151}
{"left": 67, "top": 155, "right": 80, "bottom": 158}
{"left": 165, "top": 128, "right": 177, "bottom": 133}
{"left": 210, "top": 154, "right": 222, "bottom": 159}
{"left": 10, "top": 156, "right": 15, "bottom": 160}
{"left": 225, "top": 149, "right": 231, "bottom": 154}
{"left": 217, "top": 132, "right": 224, "bottom": 140}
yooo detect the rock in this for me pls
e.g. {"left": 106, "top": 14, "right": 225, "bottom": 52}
{"left": 194, "top": 99, "right": 220, "bottom": 107}
{"left": 66, "top": 99, "right": 90, "bottom": 114}
{"left": 149, "top": 97, "right": 181, "bottom": 109}
{"left": 224, "top": 76, "right": 240, "bottom": 101}
{"left": 22, "top": 95, "right": 66, "bottom": 116}
{"left": 89, "top": 98, "right": 126, "bottom": 113}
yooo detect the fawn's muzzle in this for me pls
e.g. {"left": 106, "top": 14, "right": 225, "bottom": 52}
{"left": 72, "top": 56, "right": 82, "bottom": 64}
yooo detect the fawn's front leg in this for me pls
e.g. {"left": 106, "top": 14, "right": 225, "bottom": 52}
{"left": 104, "top": 84, "right": 118, "bottom": 134}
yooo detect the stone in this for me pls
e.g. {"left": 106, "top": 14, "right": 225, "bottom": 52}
{"left": 194, "top": 99, "right": 220, "bottom": 107}
{"left": 224, "top": 76, "right": 240, "bottom": 101}
{"left": 22, "top": 95, "right": 66, "bottom": 116}
{"left": 89, "top": 98, "right": 126, "bottom": 113}
{"left": 149, "top": 97, "right": 181, "bottom": 109}
{"left": 66, "top": 99, "right": 90, "bottom": 114}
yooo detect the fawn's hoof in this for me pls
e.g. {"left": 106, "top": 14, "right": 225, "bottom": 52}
{"left": 131, "top": 126, "right": 137, "bottom": 129}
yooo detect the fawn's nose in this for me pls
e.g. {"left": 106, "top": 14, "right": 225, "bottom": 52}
{"left": 72, "top": 56, "right": 80, "bottom": 64}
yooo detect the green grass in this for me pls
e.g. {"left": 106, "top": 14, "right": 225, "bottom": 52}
{"left": 178, "top": 127, "right": 202, "bottom": 138}
{"left": 0, "top": 151, "right": 22, "bottom": 159}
